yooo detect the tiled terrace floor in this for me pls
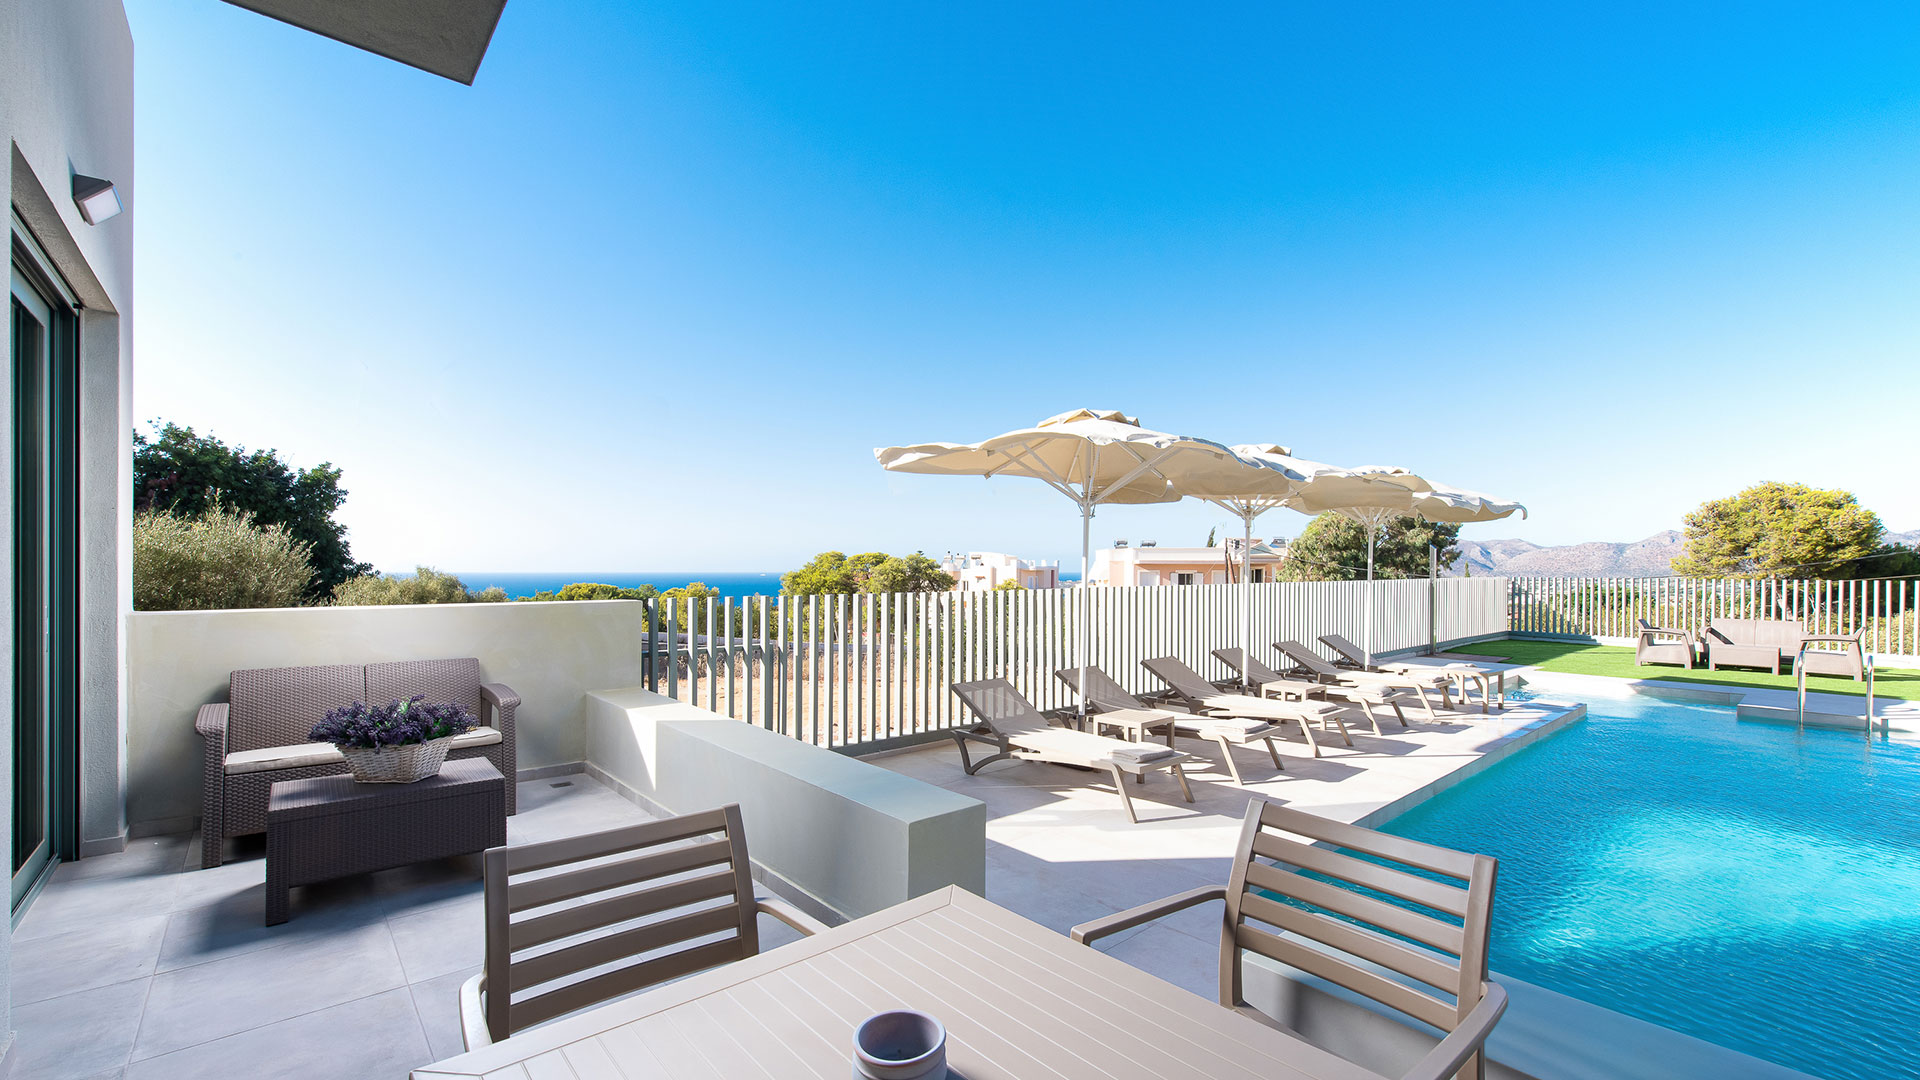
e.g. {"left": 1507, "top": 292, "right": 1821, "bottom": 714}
{"left": 866, "top": 687, "right": 1577, "bottom": 1000}
{"left": 12, "top": 675, "right": 1576, "bottom": 1080}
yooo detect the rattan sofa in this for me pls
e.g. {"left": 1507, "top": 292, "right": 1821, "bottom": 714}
{"left": 197, "top": 657, "right": 518, "bottom": 867}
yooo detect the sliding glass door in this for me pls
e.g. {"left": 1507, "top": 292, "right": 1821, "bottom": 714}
{"left": 10, "top": 236, "right": 78, "bottom": 914}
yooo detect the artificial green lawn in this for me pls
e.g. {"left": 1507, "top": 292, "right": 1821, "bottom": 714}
{"left": 1455, "top": 637, "right": 1920, "bottom": 702}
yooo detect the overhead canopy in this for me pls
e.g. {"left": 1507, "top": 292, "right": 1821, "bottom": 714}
{"left": 1407, "top": 484, "right": 1529, "bottom": 524}
{"left": 222, "top": 0, "right": 509, "bottom": 84}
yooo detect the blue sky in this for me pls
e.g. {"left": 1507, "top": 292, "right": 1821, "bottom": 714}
{"left": 127, "top": 2, "right": 1920, "bottom": 572}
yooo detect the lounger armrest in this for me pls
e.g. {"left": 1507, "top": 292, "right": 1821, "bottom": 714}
{"left": 756, "top": 896, "right": 831, "bottom": 937}
{"left": 458, "top": 972, "right": 493, "bottom": 1050}
{"left": 1399, "top": 981, "right": 1509, "bottom": 1080}
{"left": 1070, "top": 886, "right": 1226, "bottom": 946}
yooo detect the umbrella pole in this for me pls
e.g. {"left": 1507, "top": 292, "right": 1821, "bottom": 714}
{"left": 1365, "top": 522, "right": 1377, "bottom": 668}
{"left": 1079, "top": 498, "right": 1091, "bottom": 726}
{"left": 1242, "top": 511, "right": 1254, "bottom": 690}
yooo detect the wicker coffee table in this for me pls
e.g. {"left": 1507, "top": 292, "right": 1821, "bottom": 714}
{"left": 265, "top": 757, "right": 507, "bottom": 925}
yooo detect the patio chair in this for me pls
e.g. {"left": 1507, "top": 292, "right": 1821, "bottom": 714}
{"left": 950, "top": 679, "right": 1195, "bottom": 824}
{"left": 1054, "top": 666, "right": 1284, "bottom": 785}
{"left": 1139, "top": 656, "right": 1355, "bottom": 757}
{"left": 1319, "top": 633, "right": 1495, "bottom": 711}
{"left": 1275, "top": 640, "right": 1450, "bottom": 718}
{"left": 459, "top": 804, "right": 828, "bottom": 1049}
{"left": 1634, "top": 619, "right": 1699, "bottom": 670}
{"left": 1071, "top": 800, "right": 1507, "bottom": 1080}
{"left": 1212, "top": 647, "right": 1413, "bottom": 737}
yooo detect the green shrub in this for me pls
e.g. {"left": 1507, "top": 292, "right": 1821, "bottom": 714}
{"left": 332, "top": 567, "right": 508, "bottom": 606}
{"left": 994, "top": 578, "right": 1027, "bottom": 591}
{"left": 133, "top": 504, "right": 314, "bottom": 611}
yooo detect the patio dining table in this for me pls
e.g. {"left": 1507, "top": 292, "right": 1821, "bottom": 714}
{"left": 412, "top": 885, "right": 1383, "bottom": 1080}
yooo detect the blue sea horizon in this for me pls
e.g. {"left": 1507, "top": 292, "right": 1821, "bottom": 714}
{"left": 436, "top": 569, "right": 1082, "bottom": 600}
{"left": 448, "top": 571, "right": 784, "bottom": 600}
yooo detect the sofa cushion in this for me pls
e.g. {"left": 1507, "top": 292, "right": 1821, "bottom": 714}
{"left": 224, "top": 726, "right": 503, "bottom": 775}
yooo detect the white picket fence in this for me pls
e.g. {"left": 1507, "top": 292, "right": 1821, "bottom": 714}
{"left": 1509, "top": 575, "right": 1920, "bottom": 657}
{"left": 638, "top": 576, "right": 1508, "bottom": 750}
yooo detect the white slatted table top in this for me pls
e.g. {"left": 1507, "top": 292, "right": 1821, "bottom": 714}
{"left": 413, "top": 886, "right": 1383, "bottom": 1080}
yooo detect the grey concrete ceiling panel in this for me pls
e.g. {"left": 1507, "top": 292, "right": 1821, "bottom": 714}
{"left": 221, "top": 0, "right": 508, "bottom": 84}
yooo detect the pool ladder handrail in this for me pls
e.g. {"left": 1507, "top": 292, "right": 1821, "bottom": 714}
{"left": 1795, "top": 646, "right": 1880, "bottom": 735}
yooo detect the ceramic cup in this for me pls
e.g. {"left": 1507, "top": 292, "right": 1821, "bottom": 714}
{"left": 853, "top": 1009, "right": 947, "bottom": 1080}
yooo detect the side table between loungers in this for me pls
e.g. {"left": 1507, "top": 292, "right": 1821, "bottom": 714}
{"left": 265, "top": 758, "right": 507, "bottom": 925}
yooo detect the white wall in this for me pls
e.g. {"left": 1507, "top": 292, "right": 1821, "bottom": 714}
{"left": 125, "top": 601, "right": 651, "bottom": 833}
{"left": 3, "top": 0, "right": 136, "bottom": 1069}
{"left": 584, "top": 688, "right": 986, "bottom": 922}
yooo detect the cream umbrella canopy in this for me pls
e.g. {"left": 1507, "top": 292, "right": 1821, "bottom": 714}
{"left": 1230, "top": 447, "right": 1525, "bottom": 666}
{"left": 877, "top": 410, "right": 1298, "bottom": 715}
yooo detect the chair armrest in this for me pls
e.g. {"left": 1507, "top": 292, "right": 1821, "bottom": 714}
{"left": 479, "top": 682, "right": 519, "bottom": 733}
{"left": 1801, "top": 633, "right": 1863, "bottom": 647}
{"left": 195, "top": 702, "right": 229, "bottom": 740}
{"left": 1400, "top": 981, "right": 1509, "bottom": 1080}
{"left": 756, "top": 896, "right": 831, "bottom": 937}
{"left": 1070, "top": 886, "right": 1226, "bottom": 946}
{"left": 1638, "top": 626, "right": 1692, "bottom": 641}
{"left": 458, "top": 972, "right": 493, "bottom": 1050}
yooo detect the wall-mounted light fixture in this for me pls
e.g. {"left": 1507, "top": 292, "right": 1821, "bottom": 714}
{"left": 72, "top": 174, "right": 123, "bottom": 225}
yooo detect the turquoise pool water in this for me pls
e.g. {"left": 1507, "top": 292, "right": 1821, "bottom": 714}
{"left": 1381, "top": 682, "right": 1920, "bottom": 1080}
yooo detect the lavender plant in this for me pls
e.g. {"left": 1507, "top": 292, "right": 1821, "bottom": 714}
{"left": 309, "top": 695, "right": 478, "bottom": 749}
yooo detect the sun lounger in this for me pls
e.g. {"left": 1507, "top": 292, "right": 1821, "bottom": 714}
{"left": 1211, "top": 647, "right": 1413, "bottom": 736}
{"left": 1054, "top": 666, "right": 1284, "bottom": 785}
{"left": 1138, "top": 656, "right": 1355, "bottom": 757}
{"left": 1275, "top": 640, "right": 1450, "bottom": 718}
{"left": 950, "top": 679, "right": 1194, "bottom": 823}
{"left": 1319, "top": 633, "right": 1496, "bottom": 711}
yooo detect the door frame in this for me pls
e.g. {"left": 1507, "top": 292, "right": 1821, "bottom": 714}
{"left": 10, "top": 215, "right": 81, "bottom": 919}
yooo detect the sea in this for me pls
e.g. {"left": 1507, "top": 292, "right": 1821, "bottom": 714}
{"left": 446, "top": 569, "right": 1080, "bottom": 599}
{"left": 452, "top": 572, "right": 786, "bottom": 600}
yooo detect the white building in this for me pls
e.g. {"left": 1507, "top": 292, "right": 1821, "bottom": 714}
{"left": 1089, "top": 538, "right": 1289, "bottom": 587}
{"left": 940, "top": 552, "right": 1061, "bottom": 591}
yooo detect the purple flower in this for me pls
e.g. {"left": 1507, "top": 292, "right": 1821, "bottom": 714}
{"left": 310, "top": 695, "right": 478, "bottom": 749}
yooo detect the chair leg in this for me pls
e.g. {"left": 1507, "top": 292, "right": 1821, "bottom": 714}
{"left": 1214, "top": 736, "right": 1245, "bottom": 785}
{"left": 1327, "top": 713, "right": 1354, "bottom": 746}
{"left": 1295, "top": 716, "right": 1322, "bottom": 757}
{"left": 1414, "top": 686, "right": 1439, "bottom": 720}
{"left": 1109, "top": 765, "right": 1139, "bottom": 824}
{"left": 1355, "top": 699, "right": 1386, "bottom": 737}
{"left": 1171, "top": 762, "right": 1193, "bottom": 802}
{"left": 1263, "top": 736, "right": 1283, "bottom": 769}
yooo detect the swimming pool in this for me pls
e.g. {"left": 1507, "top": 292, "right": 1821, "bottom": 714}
{"left": 1381, "top": 679, "right": 1920, "bottom": 1080}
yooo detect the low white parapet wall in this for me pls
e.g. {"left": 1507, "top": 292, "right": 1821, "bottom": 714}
{"left": 584, "top": 687, "right": 986, "bottom": 923}
{"left": 125, "top": 601, "right": 651, "bottom": 835}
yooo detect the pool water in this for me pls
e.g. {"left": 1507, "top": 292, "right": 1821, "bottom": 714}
{"left": 1381, "top": 682, "right": 1920, "bottom": 1080}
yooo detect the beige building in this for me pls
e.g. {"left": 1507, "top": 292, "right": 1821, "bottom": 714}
{"left": 1089, "top": 539, "right": 1288, "bottom": 587}
{"left": 941, "top": 551, "right": 1061, "bottom": 591}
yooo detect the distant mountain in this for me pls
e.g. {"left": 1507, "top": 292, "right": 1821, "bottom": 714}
{"left": 1448, "top": 526, "right": 1920, "bottom": 579}
{"left": 1449, "top": 531, "right": 1683, "bottom": 578}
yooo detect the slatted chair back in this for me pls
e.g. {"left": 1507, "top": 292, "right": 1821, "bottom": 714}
{"left": 480, "top": 804, "right": 760, "bottom": 1042}
{"left": 1318, "top": 634, "right": 1373, "bottom": 668}
{"left": 951, "top": 679, "right": 1055, "bottom": 736}
{"left": 1275, "top": 640, "right": 1344, "bottom": 678}
{"left": 1211, "top": 647, "right": 1290, "bottom": 686}
{"left": 1221, "top": 800, "right": 1497, "bottom": 1076}
{"left": 1140, "top": 656, "right": 1224, "bottom": 705}
{"left": 1053, "top": 666, "right": 1150, "bottom": 711}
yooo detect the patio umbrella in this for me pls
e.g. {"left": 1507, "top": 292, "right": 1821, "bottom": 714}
{"left": 1234, "top": 447, "right": 1525, "bottom": 665}
{"left": 877, "top": 409, "right": 1294, "bottom": 716}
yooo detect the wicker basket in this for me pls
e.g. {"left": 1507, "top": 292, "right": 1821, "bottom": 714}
{"left": 340, "top": 736, "right": 456, "bottom": 784}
